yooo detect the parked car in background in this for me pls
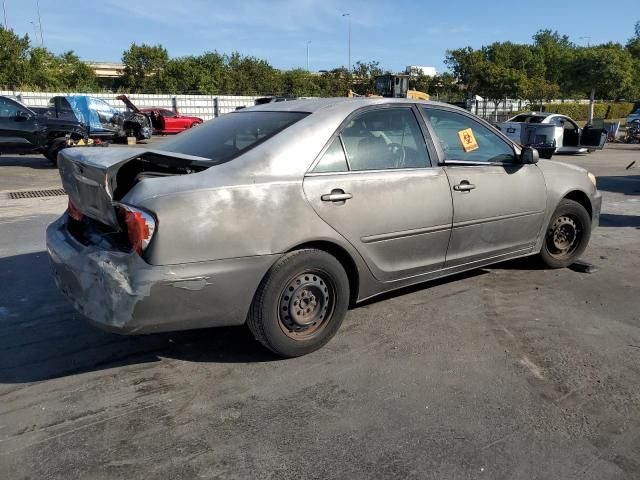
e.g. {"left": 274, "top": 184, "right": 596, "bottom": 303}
{"left": 625, "top": 118, "right": 640, "bottom": 143}
{"left": 626, "top": 108, "right": 640, "bottom": 125}
{"left": 0, "top": 95, "right": 88, "bottom": 164}
{"left": 117, "top": 95, "right": 203, "bottom": 134}
{"left": 34, "top": 96, "right": 152, "bottom": 142}
{"left": 48, "top": 98, "right": 601, "bottom": 358}
{"left": 496, "top": 112, "right": 606, "bottom": 159}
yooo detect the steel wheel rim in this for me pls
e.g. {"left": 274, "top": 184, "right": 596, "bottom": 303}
{"left": 278, "top": 271, "right": 334, "bottom": 340}
{"left": 546, "top": 214, "right": 582, "bottom": 258}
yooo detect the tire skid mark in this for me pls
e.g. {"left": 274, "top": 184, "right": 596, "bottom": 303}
{"left": 1, "top": 400, "right": 168, "bottom": 454}
{"left": 0, "top": 389, "right": 189, "bottom": 455}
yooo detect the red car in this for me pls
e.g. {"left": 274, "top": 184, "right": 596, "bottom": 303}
{"left": 116, "top": 95, "right": 203, "bottom": 134}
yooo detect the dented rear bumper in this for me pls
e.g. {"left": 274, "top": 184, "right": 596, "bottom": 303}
{"left": 46, "top": 215, "right": 277, "bottom": 334}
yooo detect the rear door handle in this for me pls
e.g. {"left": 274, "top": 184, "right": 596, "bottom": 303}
{"left": 321, "top": 189, "right": 353, "bottom": 202}
{"left": 453, "top": 181, "right": 476, "bottom": 192}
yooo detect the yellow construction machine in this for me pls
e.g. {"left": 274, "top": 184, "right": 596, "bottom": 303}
{"left": 348, "top": 74, "right": 430, "bottom": 100}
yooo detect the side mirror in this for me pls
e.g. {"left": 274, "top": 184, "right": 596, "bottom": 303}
{"left": 15, "top": 110, "right": 31, "bottom": 122}
{"left": 521, "top": 146, "right": 539, "bottom": 164}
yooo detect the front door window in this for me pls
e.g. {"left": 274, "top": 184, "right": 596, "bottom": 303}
{"left": 423, "top": 108, "right": 516, "bottom": 164}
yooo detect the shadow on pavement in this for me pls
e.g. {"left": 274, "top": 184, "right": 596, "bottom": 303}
{"left": 0, "top": 247, "right": 599, "bottom": 384}
{"left": 0, "top": 251, "right": 276, "bottom": 384}
{"left": 356, "top": 269, "right": 489, "bottom": 307}
{"left": 596, "top": 175, "right": 640, "bottom": 196}
{"left": 0, "top": 155, "right": 54, "bottom": 169}
{"left": 600, "top": 213, "right": 640, "bottom": 228}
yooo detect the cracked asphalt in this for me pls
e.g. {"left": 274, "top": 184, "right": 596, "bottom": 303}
{"left": 1, "top": 142, "right": 639, "bottom": 479}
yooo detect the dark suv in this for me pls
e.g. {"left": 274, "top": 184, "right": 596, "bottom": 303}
{"left": 0, "top": 95, "right": 87, "bottom": 164}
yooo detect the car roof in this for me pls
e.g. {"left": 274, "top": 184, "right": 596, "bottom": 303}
{"left": 244, "top": 97, "right": 442, "bottom": 114}
{"left": 517, "top": 112, "right": 552, "bottom": 117}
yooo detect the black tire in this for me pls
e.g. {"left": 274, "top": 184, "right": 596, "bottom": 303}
{"left": 44, "top": 138, "right": 67, "bottom": 166}
{"left": 247, "top": 249, "right": 350, "bottom": 357}
{"left": 538, "top": 199, "right": 591, "bottom": 268}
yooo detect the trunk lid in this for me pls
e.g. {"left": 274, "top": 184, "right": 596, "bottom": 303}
{"left": 58, "top": 147, "right": 210, "bottom": 229}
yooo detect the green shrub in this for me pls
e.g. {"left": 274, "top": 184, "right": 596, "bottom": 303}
{"left": 605, "top": 102, "right": 635, "bottom": 119}
{"left": 541, "top": 102, "right": 635, "bottom": 121}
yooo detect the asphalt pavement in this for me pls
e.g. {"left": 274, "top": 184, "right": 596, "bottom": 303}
{"left": 0, "top": 142, "right": 639, "bottom": 479}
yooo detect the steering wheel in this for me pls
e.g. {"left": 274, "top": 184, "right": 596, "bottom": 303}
{"left": 388, "top": 142, "right": 406, "bottom": 168}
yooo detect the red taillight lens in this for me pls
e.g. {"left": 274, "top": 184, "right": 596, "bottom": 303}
{"left": 116, "top": 204, "right": 156, "bottom": 255}
{"left": 67, "top": 199, "right": 84, "bottom": 222}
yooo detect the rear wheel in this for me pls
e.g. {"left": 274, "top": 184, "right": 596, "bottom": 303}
{"left": 44, "top": 138, "right": 67, "bottom": 166}
{"left": 247, "top": 249, "right": 349, "bottom": 357}
{"left": 538, "top": 199, "right": 591, "bottom": 268}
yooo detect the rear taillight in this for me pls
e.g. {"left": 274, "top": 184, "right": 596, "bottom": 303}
{"left": 116, "top": 204, "right": 156, "bottom": 255}
{"left": 67, "top": 199, "right": 84, "bottom": 222}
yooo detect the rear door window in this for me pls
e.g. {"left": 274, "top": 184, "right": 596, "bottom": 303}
{"left": 339, "top": 108, "right": 430, "bottom": 171}
{"left": 313, "top": 137, "right": 349, "bottom": 173}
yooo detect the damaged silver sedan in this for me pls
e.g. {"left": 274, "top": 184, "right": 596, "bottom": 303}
{"left": 47, "top": 98, "right": 602, "bottom": 357}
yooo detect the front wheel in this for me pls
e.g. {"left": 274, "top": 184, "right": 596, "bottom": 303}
{"left": 247, "top": 249, "right": 350, "bottom": 357}
{"left": 538, "top": 199, "right": 591, "bottom": 268}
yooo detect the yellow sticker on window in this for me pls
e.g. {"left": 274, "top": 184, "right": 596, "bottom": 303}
{"left": 457, "top": 128, "right": 479, "bottom": 152}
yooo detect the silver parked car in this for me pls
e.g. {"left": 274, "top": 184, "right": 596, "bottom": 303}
{"left": 47, "top": 98, "right": 601, "bottom": 357}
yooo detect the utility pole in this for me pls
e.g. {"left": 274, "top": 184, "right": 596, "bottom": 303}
{"left": 306, "top": 41, "right": 311, "bottom": 71}
{"left": 2, "top": 0, "right": 7, "bottom": 29}
{"left": 36, "top": 0, "right": 44, "bottom": 45}
{"left": 342, "top": 13, "right": 351, "bottom": 72}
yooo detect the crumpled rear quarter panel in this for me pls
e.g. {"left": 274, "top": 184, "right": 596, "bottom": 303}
{"left": 47, "top": 216, "right": 280, "bottom": 333}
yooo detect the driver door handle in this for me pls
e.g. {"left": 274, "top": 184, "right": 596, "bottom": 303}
{"left": 321, "top": 189, "right": 353, "bottom": 202}
{"left": 453, "top": 181, "right": 476, "bottom": 192}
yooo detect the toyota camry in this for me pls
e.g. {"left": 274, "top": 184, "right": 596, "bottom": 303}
{"left": 47, "top": 98, "right": 601, "bottom": 357}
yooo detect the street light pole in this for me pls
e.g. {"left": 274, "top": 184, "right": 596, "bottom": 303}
{"left": 36, "top": 0, "right": 44, "bottom": 46}
{"left": 306, "top": 41, "right": 311, "bottom": 71}
{"left": 342, "top": 13, "right": 351, "bottom": 72}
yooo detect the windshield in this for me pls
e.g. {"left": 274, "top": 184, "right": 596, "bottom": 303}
{"left": 159, "top": 111, "right": 308, "bottom": 163}
{"left": 375, "top": 76, "right": 390, "bottom": 96}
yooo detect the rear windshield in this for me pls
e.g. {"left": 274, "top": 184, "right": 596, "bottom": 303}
{"left": 510, "top": 115, "right": 546, "bottom": 123}
{"left": 159, "top": 111, "right": 308, "bottom": 163}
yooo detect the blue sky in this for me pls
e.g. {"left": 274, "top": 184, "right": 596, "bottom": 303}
{"left": 5, "top": 0, "right": 637, "bottom": 73}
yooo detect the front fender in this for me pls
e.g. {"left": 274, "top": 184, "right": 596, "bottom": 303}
{"left": 533, "top": 159, "right": 599, "bottom": 252}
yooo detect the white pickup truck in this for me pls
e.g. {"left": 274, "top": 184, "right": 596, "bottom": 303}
{"left": 496, "top": 112, "right": 607, "bottom": 159}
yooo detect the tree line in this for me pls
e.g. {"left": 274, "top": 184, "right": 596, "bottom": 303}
{"left": 446, "top": 25, "right": 640, "bottom": 109}
{"left": 1, "top": 23, "right": 639, "bottom": 103}
{"left": 116, "top": 43, "right": 461, "bottom": 99}
{"left": 0, "top": 26, "right": 461, "bottom": 99}
{"left": 0, "top": 27, "right": 96, "bottom": 91}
